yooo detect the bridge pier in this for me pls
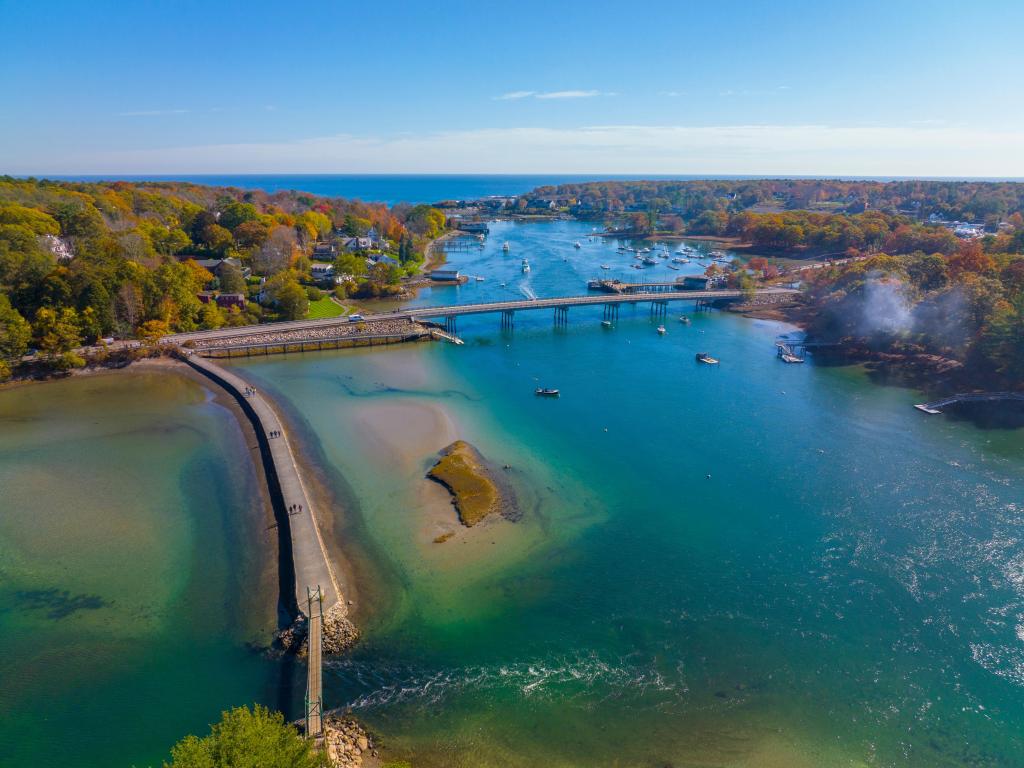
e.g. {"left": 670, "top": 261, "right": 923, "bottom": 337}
{"left": 444, "top": 315, "right": 457, "bottom": 334}
{"left": 650, "top": 300, "right": 668, "bottom": 318}
{"left": 553, "top": 306, "right": 569, "bottom": 327}
{"left": 500, "top": 309, "right": 515, "bottom": 330}
{"left": 602, "top": 303, "right": 619, "bottom": 321}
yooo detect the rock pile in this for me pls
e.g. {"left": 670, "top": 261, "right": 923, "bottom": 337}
{"left": 189, "top": 318, "right": 428, "bottom": 349}
{"left": 322, "top": 715, "right": 377, "bottom": 768}
{"left": 273, "top": 603, "right": 359, "bottom": 657}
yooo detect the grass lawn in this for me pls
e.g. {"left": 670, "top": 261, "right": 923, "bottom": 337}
{"left": 305, "top": 297, "right": 347, "bottom": 319}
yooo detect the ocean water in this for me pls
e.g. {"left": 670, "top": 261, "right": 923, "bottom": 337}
{"left": 228, "top": 220, "right": 1024, "bottom": 766}
{"left": 45, "top": 174, "right": 1024, "bottom": 206}
{"left": 48, "top": 174, "right": 631, "bottom": 205}
{"left": 0, "top": 371, "right": 291, "bottom": 768}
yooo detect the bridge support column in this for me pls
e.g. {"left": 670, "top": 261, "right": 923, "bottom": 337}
{"left": 650, "top": 300, "right": 667, "bottom": 318}
{"left": 603, "top": 303, "right": 619, "bottom": 321}
{"left": 500, "top": 309, "right": 515, "bottom": 330}
{"left": 554, "top": 306, "right": 569, "bottom": 327}
{"left": 445, "top": 315, "right": 457, "bottom": 334}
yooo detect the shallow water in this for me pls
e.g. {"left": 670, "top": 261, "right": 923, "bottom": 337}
{"left": 0, "top": 370, "right": 290, "bottom": 767}
{"left": 4, "top": 221, "right": 1024, "bottom": 766}
{"left": 230, "top": 221, "right": 1024, "bottom": 766}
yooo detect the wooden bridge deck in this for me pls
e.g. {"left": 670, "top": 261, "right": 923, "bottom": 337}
{"left": 914, "top": 391, "right": 1024, "bottom": 414}
{"left": 166, "top": 288, "right": 797, "bottom": 346}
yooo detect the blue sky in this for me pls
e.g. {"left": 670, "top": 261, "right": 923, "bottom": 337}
{"left": 2, "top": 0, "right": 1023, "bottom": 175}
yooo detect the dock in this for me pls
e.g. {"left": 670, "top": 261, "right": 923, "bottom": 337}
{"left": 914, "top": 391, "right": 1024, "bottom": 414}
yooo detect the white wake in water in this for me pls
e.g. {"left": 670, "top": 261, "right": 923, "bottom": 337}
{"left": 324, "top": 652, "right": 685, "bottom": 711}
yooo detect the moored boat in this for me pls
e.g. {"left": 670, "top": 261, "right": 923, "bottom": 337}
{"left": 601, "top": 319, "right": 613, "bottom": 328}
{"left": 780, "top": 353, "right": 805, "bottom": 364}
{"left": 522, "top": 257, "right": 530, "bottom": 273}
{"left": 696, "top": 352, "right": 719, "bottom": 365}
{"left": 678, "top": 315, "right": 690, "bottom": 324}
{"left": 574, "top": 241, "right": 582, "bottom": 249}
{"left": 535, "top": 387, "right": 560, "bottom": 397}
{"left": 502, "top": 241, "right": 511, "bottom": 252}
{"left": 600, "top": 264, "right": 611, "bottom": 269}
{"left": 657, "top": 325, "right": 667, "bottom": 335}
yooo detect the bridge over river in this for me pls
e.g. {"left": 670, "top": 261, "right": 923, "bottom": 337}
{"left": 166, "top": 287, "right": 798, "bottom": 346}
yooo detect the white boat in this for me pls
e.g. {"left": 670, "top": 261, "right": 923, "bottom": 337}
{"left": 574, "top": 241, "right": 582, "bottom": 249}
{"left": 657, "top": 325, "right": 667, "bottom": 335}
{"left": 502, "top": 241, "right": 510, "bottom": 252}
{"left": 600, "top": 264, "right": 611, "bottom": 270}
{"left": 601, "top": 320, "right": 613, "bottom": 328}
{"left": 475, "top": 276, "right": 485, "bottom": 281}
{"left": 672, "top": 257, "right": 689, "bottom": 264}
{"left": 522, "top": 258, "right": 530, "bottom": 273}
{"left": 679, "top": 315, "right": 690, "bottom": 324}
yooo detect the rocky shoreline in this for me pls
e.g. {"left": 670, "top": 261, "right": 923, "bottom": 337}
{"left": 185, "top": 318, "right": 431, "bottom": 350}
{"left": 322, "top": 715, "right": 379, "bottom": 768}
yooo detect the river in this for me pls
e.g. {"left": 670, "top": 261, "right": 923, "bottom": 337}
{"left": 3, "top": 221, "right": 1024, "bottom": 766}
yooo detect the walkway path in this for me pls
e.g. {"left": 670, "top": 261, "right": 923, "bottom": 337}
{"left": 184, "top": 354, "right": 340, "bottom": 613}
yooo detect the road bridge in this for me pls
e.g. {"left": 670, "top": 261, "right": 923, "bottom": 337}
{"left": 165, "top": 288, "right": 798, "bottom": 346}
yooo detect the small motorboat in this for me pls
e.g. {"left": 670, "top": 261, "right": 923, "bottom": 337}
{"left": 522, "top": 258, "right": 530, "bottom": 273}
{"left": 502, "top": 241, "right": 511, "bottom": 252}
{"left": 672, "top": 257, "right": 689, "bottom": 264}
{"left": 643, "top": 256, "right": 658, "bottom": 265}
{"left": 574, "top": 241, "right": 582, "bottom": 249}
{"left": 696, "top": 353, "right": 719, "bottom": 365}
{"left": 678, "top": 315, "right": 690, "bottom": 325}
{"left": 600, "top": 264, "right": 611, "bottom": 270}
{"left": 535, "top": 387, "right": 560, "bottom": 397}
{"left": 657, "top": 325, "right": 667, "bottom": 335}
{"left": 667, "top": 264, "right": 679, "bottom": 270}
{"left": 780, "top": 353, "right": 805, "bottom": 364}
{"left": 475, "top": 276, "right": 485, "bottom": 281}
{"left": 601, "top": 320, "right": 613, "bottom": 328}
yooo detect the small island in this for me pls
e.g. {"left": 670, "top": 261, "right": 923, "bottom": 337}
{"left": 427, "top": 440, "right": 501, "bottom": 527}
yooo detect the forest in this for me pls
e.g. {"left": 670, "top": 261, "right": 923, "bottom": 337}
{"left": 0, "top": 177, "right": 445, "bottom": 378}
{"left": 529, "top": 178, "right": 1024, "bottom": 224}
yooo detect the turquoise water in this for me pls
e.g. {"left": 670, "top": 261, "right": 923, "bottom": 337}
{"left": 0, "top": 371, "right": 292, "bottom": 767}
{"left": 228, "top": 220, "right": 1024, "bottom": 766}
{"left": 3, "top": 220, "right": 1024, "bottom": 766}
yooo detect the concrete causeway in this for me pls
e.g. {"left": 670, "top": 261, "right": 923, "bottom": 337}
{"left": 184, "top": 354, "right": 341, "bottom": 615}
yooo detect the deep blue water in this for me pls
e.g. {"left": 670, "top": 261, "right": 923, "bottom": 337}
{"left": 39, "top": 174, "right": 1024, "bottom": 206}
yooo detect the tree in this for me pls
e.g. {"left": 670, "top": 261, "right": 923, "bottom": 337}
{"left": 33, "top": 306, "right": 82, "bottom": 362}
{"left": 253, "top": 227, "right": 297, "bottom": 275}
{"left": 334, "top": 252, "right": 367, "bottom": 279}
{"left": 199, "top": 301, "right": 225, "bottom": 330}
{"left": 137, "top": 318, "right": 171, "bottom": 343}
{"left": 218, "top": 201, "right": 260, "bottom": 232}
{"left": 218, "top": 262, "right": 247, "bottom": 294}
{"left": 234, "top": 220, "right": 270, "bottom": 249}
{"left": 276, "top": 281, "right": 309, "bottom": 320}
{"left": 163, "top": 705, "right": 322, "bottom": 768}
{"left": 0, "top": 294, "right": 31, "bottom": 379}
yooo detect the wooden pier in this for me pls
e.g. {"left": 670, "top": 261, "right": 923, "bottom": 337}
{"left": 914, "top": 392, "right": 1024, "bottom": 414}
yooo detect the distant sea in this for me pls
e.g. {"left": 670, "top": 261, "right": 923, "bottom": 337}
{"left": 44, "top": 173, "right": 1024, "bottom": 207}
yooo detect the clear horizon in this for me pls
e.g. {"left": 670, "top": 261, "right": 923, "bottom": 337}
{"left": 3, "top": 1, "right": 1023, "bottom": 176}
